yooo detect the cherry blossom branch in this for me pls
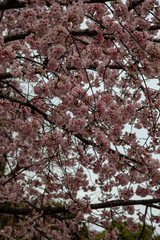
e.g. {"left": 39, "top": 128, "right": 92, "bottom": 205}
{"left": 0, "top": 72, "right": 12, "bottom": 80}
{"left": 153, "top": 39, "right": 160, "bottom": 43}
{"left": 68, "top": 63, "right": 123, "bottom": 71}
{"left": 0, "top": 0, "right": 25, "bottom": 11}
{"left": 0, "top": 198, "right": 160, "bottom": 216}
{"left": 91, "top": 198, "right": 160, "bottom": 209}
{"left": 0, "top": 92, "right": 154, "bottom": 175}
{"left": 3, "top": 164, "right": 34, "bottom": 186}
{"left": 4, "top": 31, "right": 30, "bottom": 43}
{"left": 0, "top": 64, "right": 123, "bottom": 81}
{"left": 0, "top": 92, "right": 50, "bottom": 122}
{"left": 0, "top": 0, "right": 145, "bottom": 12}
{"left": 71, "top": 29, "right": 97, "bottom": 37}
{"left": 84, "top": 0, "right": 115, "bottom": 3}
{"left": 0, "top": 0, "right": 115, "bottom": 11}
{"left": 137, "top": 24, "right": 160, "bottom": 31}
{"left": 1, "top": 0, "right": 160, "bottom": 236}
{"left": 3, "top": 26, "right": 160, "bottom": 45}
{"left": 71, "top": 27, "right": 160, "bottom": 37}
{"left": 138, "top": 206, "right": 148, "bottom": 240}
{"left": 128, "top": 0, "right": 145, "bottom": 11}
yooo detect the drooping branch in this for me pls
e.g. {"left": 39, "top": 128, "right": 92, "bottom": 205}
{"left": 0, "top": 92, "right": 51, "bottom": 122}
{"left": 0, "top": 92, "right": 153, "bottom": 174}
{"left": 0, "top": 94, "right": 155, "bottom": 188}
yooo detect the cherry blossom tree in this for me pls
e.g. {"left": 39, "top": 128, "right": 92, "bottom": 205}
{"left": 0, "top": 0, "right": 160, "bottom": 239}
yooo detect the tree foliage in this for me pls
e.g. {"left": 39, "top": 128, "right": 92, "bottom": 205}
{"left": 0, "top": 0, "right": 160, "bottom": 239}
{"left": 95, "top": 221, "right": 154, "bottom": 240}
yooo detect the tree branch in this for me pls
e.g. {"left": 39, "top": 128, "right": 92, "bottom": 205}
{"left": 3, "top": 25, "right": 160, "bottom": 45}
{"left": 128, "top": 0, "right": 145, "bottom": 11}
{"left": 0, "top": 0, "right": 26, "bottom": 11}
{"left": 0, "top": 92, "right": 50, "bottom": 122}
{"left": 0, "top": 92, "right": 152, "bottom": 174}
{"left": 138, "top": 206, "right": 148, "bottom": 240}
{"left": 84, "top": 0, "right": 115, "bottom": 3}
{"left": 0, "top": 198, "right": 160, "bottom": 216}
{"left": 91, "top": 198, "right": 160, "bottom": 209}
{"left": 4, "top": 31, "right": 30, "bottom": 43}
{"left": 0, "top": 72, "right": 12, "bottom": 80}
{"left": 0, "top": 63, "right": 123, "bottom": 82}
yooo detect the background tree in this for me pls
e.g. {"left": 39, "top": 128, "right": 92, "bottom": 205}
{"left": 94, "top": 221, "right": 155, "bottom": 240}
{"left": 0, "top": 0, "right": 160, "bottom": 239}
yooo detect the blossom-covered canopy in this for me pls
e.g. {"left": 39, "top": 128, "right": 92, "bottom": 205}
{"left": 0, "top": 0, "right": 160, "bottom": 239}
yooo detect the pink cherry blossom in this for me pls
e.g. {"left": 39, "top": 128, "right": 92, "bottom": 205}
{"left": 0, "top": 0, "right": 160, "bottom": 238}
